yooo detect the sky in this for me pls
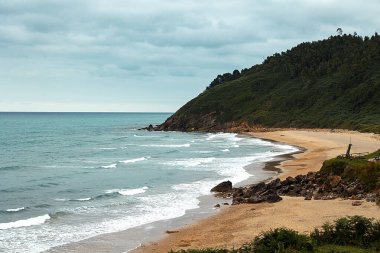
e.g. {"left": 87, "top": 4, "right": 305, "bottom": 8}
{"left": 1, "top": 0, "right": 379, "bottom": 112}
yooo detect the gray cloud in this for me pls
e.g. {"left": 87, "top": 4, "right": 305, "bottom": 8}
{"left": 1, "top": 0, "right": 380, "bottom": 111}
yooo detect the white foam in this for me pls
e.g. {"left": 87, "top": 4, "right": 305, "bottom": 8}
{"left": 54, "top": 198, "right": 68, "bottom": 202}
{"left": 172, "top": 180, "right": 218, "bottom": 195}
{"left": 0, "top": 214, "right": 50, "bottom": 230}
{"left": 134, "top": 134, "right": 159, "bottom": 138}
{"left": 119, "top": 157, "right": 149, "bottom": 164}
{"left": 75, "top": 197, "right": 91, "bottom": 201}
{"left": 163, "top": 157, "right": 216, "bottom": 167}
{"left": 98, "top": 147, "right": 118, "bottom": 150}
{"left": 119, "top": 187, "right": 148, "bottom": 196}
{"left": 142, "top": 143, "right": 191, "bottom": 148}
{"left": 221, "top": 149, "right": 230, "bottom": 152}
{"left": 206, "top": 133, "right": 242, "bottom": 142}
{"left": 6, "top": 207, "right": 25, "bottom": 212}
{"left": 102, "top": 163, "right": 117, "bottom": 169}
{"left": 105, "top": 186, "right": 148, "bottom": 196}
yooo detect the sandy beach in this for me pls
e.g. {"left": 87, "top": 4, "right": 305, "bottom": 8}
{"left": 133, "top": 129, "right": 380, "bottom": 253}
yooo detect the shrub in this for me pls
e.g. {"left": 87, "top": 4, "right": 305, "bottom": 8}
{"left": 311, "top": 216, "right": 380, "bottom": 247}
{"left": 252, "top": 228, "right": 313, "bottom": 252}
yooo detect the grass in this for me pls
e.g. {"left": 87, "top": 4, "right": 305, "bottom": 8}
{"left": 320, "top": 149, "right": 380, "bottom": 190}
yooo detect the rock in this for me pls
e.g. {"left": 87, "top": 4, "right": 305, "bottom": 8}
{"left": 283, "top": 176, "right": 296, "bottom": 185}
{"left": 231, "top": 169, "right": 374, "bottom": 205}
{"left": 266, "top": 193, "right": 282, "bottom": 203}
{"left": 232, "top": 197, "right": 245, "bottom": 205}
{"left": 166, "top": 230, "right": 179, "bottom": 234}
{"left": 267, "top": 178, "right": 281, "bottom": 189}
{"left": 214, "top": 204, "right": 221, "bottom": 208}
{"left": 304, "top": 195, "right": 312, "bottom": 200}
{"left": 328, "top": 175, "right": 341, "bottom": 188}
{"left": 223, "top": 202, "right": 229, "bottom": 205}
{"left": 211, "top": 181, "right": 232, "bottom": 193}
{"left": 249, "top": 182, "right": 267, "bottom": 194}
{"left": 352, "top": 201, "right": 363, "bottom": 206}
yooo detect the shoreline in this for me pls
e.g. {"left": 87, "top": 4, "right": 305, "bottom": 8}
{"left": 45, "top": 132, "right": 289, "bottom": 253}
{"left": 132, "top": 129, "right": 380, "bottom": 253}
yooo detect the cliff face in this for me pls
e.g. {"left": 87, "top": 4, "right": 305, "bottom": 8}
{"left": 157, "top": 34, "right": 380, "bottom": 133}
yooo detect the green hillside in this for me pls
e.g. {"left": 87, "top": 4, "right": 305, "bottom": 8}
{"left": 157, "top": 34, "right": 380, "bottom": 133}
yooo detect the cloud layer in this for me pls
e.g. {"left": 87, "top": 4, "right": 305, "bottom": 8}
{"left": 1, "top": 0, "right": 379, "bottom": 111}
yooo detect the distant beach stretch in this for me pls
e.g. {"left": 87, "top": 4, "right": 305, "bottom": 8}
{"left": 132, "top": 129, "right": 380, "bottom": 253}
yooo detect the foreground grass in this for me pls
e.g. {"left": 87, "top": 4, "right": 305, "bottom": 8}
{"left": 169, "top": 216, "right": 380, "bottom": 253}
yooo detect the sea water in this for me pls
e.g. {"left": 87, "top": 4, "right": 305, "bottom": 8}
{"left": 0, "top": 112, "right": 298, "bottom": 252}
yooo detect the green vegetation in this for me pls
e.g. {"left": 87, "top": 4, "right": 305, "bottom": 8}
{"left": 320, "top": 149, "right": 380, "bottom": 190}
{"left": 169, "top": 216, "right": 380, "bottom": 253}
{"left": 159, "top": 33, "right": 380, "bottom": 133}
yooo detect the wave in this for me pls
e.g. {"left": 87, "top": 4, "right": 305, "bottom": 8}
{"left": 101, "top": 163, "right": 117, "bottom": 169}
{"left": 98, "top": 147, "right": 118, "bottom": 150}
{"left": 74, "top": 197, "right": 91, "bottom": 202}
{"left": 134, "top": 134, "right": 159, "bottom": 138}
{"left": 0, "top": 165, "right": 26, "bottom": 172}
{"left": 54, "top": 198, "right": 69, "bottom": 202}
{"left": 54, "top": 197, "right": 92, "bottom": 202}
{"left": 49, "top": 211, "right": 69, "bottom": 219}
{"left": 0, "top": 214, "right": 50, "bottom": 230}
{"left": 119, "top": 156, "right": 149, "bottom": 164}
{"left": 163, "top": 157, "right": 216, "bottom": 167}
{"left": 6, "top": 207, "right": 26, "bottom": 212}
{"left": 221, "top": 149, "right": 230, "bottom": 152}
{"left": 141, "top": 143, "right": 191, "bottom": 148}
{"left": 206, "top": 133, "right": 242, "bottom": 142}
{"left": 191, "top": 150, "right": 214, "bottom": 154}
{"left": 105, "top": 186, "right": 148, "bottom": 196}
{"left": 34, "top": 204, "right": 51, "bottom": 208}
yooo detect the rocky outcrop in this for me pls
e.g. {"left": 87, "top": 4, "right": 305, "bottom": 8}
{"left": 231, "top": 172, "right": 379, "bottom": 205}
{"left": 211, "top": 181, "right": 233, "bottom": 193}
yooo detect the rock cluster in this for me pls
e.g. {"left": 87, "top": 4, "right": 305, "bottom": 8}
{"left": 230, "top": 172, "right": 379, "bottom": 205}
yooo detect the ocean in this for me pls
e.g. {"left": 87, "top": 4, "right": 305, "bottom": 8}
{"left": 0, "top": 112, "right": 298, "bottom": 253}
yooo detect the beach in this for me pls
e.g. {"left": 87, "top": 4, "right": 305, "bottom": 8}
{"left": 133, "top": 129, "right": 380, "bottom": 253}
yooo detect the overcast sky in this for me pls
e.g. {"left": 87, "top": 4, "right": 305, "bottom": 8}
{"left": 1, "top": 0, "right": 379, "bottom": 112}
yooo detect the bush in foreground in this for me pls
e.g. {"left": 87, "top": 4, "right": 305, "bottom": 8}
{"left": 311, "top": 216, "right": 380, "bottom": 248}
{"left": 169, "top": 216, "right": 380, "bottom": 253}
{"left": 253, "top": 228, "right": 313, "bottom": 252}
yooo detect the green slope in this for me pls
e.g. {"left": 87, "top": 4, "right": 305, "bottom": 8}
{"left": 157, "top": 34, "right": 380, "bottom": 133}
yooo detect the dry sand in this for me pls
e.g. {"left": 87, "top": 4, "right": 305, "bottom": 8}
{"left": 133, "top": 129, "right": 380, "bottom": 253}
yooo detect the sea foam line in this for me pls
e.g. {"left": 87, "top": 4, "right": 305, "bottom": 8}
{"left": 105, "top": 186, "right": 149, "bottom": 196}
{"left": 0, "top": 214, "right": 50, "bottom": 230}
{"left": 101, "top": 163, "right": 117, "bottom": 169}
{"left": 119, "top": 156, "right": 150, "bottom": 164}
{"left": 6, "top": 207, "right": 26, "bottom": 212}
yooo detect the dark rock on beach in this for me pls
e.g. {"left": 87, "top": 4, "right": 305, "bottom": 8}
{"left": 229, "top": 171, "right": 380, "bottom": 205}
{"left": 211, "top": 181, "right": 233, "bottom": 193}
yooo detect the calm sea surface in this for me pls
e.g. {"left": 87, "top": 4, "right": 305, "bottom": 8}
{"left": 0, "top": 112, "right": 297, "bottom": 252}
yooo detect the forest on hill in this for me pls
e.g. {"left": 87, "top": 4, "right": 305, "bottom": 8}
{"left": 157, "top": 33, "right": 380, "bottom": 134}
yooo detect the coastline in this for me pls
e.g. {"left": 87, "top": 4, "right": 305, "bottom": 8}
{"left": 132, "top": 129, "right": 380, "bottom": 253}
{"left": 45, "top": 132, "right": 287, "bottom": 253}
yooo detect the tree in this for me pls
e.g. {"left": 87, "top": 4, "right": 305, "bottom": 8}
{"left": 337, "top": 28, "right": 343, "bottom": 36}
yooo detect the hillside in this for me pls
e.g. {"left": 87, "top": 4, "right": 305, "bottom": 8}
{"left": 156, "top": 34, "right": 380, "bottom": 133}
